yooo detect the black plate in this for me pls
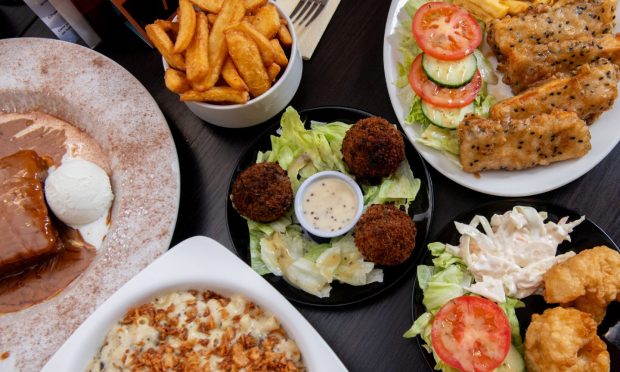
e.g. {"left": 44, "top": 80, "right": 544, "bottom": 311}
{"left": 411, "top": 199, "right": 619, "bottom": 370}
{"left": 226, "top": 106, "right": 433, "bottom": 307}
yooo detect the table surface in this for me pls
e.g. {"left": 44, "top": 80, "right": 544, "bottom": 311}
{"left": 3, "top": 1, "right": 619, "bottom": 371}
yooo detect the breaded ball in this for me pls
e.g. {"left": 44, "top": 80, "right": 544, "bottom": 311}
{"left": 231, "top": 162, "right": 293, "bottom": 223}
{"left": 354, "top": 204, "right": 416, "bottom": 265}
{"left": 342, "top": 117, "right": 405, "bottom": 183}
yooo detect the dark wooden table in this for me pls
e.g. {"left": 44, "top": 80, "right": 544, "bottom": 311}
{"left": 3, "top": 1, "right": 619, "bottom": 371}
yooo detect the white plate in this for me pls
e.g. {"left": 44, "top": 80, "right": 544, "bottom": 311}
{"left": 41, "top": 236, "right": 347, "bottom": 372}
{"left": 0, "top": 38, "right": 180, "bottom": 371}
{"left": 383, "top": 0, "right": 620, "bottom": 196}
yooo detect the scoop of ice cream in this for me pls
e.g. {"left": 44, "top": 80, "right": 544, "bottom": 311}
{"left": 45, "top": 160, "right": 113, "bottom": 226}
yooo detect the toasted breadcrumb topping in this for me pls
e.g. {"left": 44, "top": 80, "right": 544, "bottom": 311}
{"left": 87, "top": 290, "right": 304, "bottom": 371}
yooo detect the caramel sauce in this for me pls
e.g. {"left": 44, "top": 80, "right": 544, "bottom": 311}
{"left": 0, "top": 115, "right": 98, "bottom": 314}
{"left": 0, "top": 224, "right": 96, "bottom": 314}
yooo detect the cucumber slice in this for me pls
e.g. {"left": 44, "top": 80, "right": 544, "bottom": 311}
{"left": 422, "top": 53, "right": 477, "bottom": 88}
{"left": 495, "top": 344, "right": 525, "bottom": 372}
{"left": 421, "top": 101, "right": 474, "bottom": 129}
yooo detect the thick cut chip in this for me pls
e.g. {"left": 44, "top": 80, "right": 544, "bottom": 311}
{"left": 200, "top": 0, "right": 245, "bottom": 90}
{"left": 146, "top": 24, "right": 186, "bottom": 70}
{"left": 236, "top": 21, "right": 275, "bottom": 66}
{"left": 222, "top": 58, "right": 249, "bottom": 91}
{"left": 267, "top": 63, "right": 281, "bottom": 82}
{"left": 270, "top": 39, "right": 289, "bottom": 67}
{"left": 252, "top": 3, "right": 280, "bottom": 38}
{"left": 173, "top": 0, "right": 197, "bottom": 53}
{"left": 185, "top": 12, "right": 210, "bottom": 82}
{"left": 180, "top": 87, "right": 250, "bottom": 103}
{"left": 277, "top": 23, "right": 292, "bottom": 47}
{"left": 165, "top": 69, "right": 191, "bottom": 93}
{"left": 189, "top": 0, "right": 223, "bottom": 13}
{"left": 226, "top": 29, "right": 271, "bottom": 97}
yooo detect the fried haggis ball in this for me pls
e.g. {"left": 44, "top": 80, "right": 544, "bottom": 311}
{"left": 231, "top": 162, "right": 293, "bottom": 223}
{"left": 354, "top": 204, "right": 416, "bottom": 265}
{"left": 544, "top": 246, "right": 620, "bottom": 323}
{"left": 525, "top": 307, "right": 610, "bottom": 372}
{"left": 341, "top": 117, "right": 405, "bottom": 183}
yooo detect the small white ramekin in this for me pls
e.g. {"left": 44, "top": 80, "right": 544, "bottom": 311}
{"left": 294, "top": 171, "right": 364, "bottom": 239}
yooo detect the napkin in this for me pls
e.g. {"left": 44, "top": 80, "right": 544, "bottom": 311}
{"left": 275, "top": 0, "right": 341, "bottom": 60}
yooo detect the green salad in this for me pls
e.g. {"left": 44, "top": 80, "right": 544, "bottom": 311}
{"left": 404, "top": 242, "right": 525, "bottom": 371}
{"left": 393, "top": 0, "right": 497, "bottom": 156}
{"left": 245, "top": 107, "right": 421, "bottom": 297}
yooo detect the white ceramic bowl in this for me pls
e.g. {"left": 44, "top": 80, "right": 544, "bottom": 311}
{"left": 165, "top": 1, "right": 302, "bottom": 128}
{"left": 294, "top": 171, "right": 364, "bottom": 239}
{"left": 41, "top": 236, "right": 347, "bottom": 372}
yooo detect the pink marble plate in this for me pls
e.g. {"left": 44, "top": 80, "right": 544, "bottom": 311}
{"left": 0, "top": 38, "right": 180, "bottom": 371}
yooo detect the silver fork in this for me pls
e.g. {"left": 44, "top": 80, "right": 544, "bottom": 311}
{"left": 289, "top": 0, "right": 328, "bottom": 28}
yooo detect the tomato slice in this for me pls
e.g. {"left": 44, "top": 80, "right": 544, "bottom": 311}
{"left": 431, "top": 296, "right": 511, "bottom": 372}
{"left": 409, "top": 54, "right": 481, "bottom": 108}
{"left": 413, "top": 2, "right": 482, "bottom": 61}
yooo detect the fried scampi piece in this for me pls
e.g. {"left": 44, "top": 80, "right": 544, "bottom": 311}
{"left": 500, "top": 34, "right": 620, "bottom": 93}
{"left": 525, "top": 307, "right": 610, "bottom": 372}
{"left": 487, "top": 0, "right": 617, "bottom": 62}
{"left": 491, "top": 60, "right": 619, "bottom": 124}
{"left": 458, "top": 111, "right": 590, "bottom": 173}
{"left": 544, "top": 246, "right": 620, "bottom": 323}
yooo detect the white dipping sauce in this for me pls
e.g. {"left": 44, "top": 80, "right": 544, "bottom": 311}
{"left": 301, "top": 177, "right": 358, "bottom": 232}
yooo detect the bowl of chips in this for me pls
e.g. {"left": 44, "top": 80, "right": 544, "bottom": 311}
{"left": 148, "top": 0, "right": 302, "bottom": 128}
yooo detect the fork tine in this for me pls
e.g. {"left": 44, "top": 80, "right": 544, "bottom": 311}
{"left": 302, "top": 0, "right": 326, "bottom": 27}
{"left": 298, "top": 1, "right": 320, "bottom": 25}
{"left": 290, "top": 0, "right": 308, "bottom": 19}
{"left": 292, "top": 0, "right": 313, "bottom": 23}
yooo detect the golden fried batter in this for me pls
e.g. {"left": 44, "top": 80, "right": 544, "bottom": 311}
{"left": 525, "top": 307, "right": 610, "bottom": 372}
{"left": 544, "top": 246, "right": 620, "bottom": 323}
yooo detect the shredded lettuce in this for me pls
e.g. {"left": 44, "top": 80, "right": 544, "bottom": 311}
{"left": 499, "top": 297, "right": 526, "bottom": 355}
{"left": 418, "top": 124, "right": 460, "bottom": 155}
{"left": 362, "top": 161, "right": 420, "bottom": 208}
{"left": 247, "top": 107, "right": 419, "bottom": 297}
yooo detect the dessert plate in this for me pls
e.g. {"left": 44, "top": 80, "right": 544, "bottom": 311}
{"left": 383, "top": 0, "right": 620, "bottom": 196}
{"left": 0, "top": 38, "right": 180, "bottom": 371}
{"left": 42, "top": 236, "right": 347, "bottom": 372}
{"left": 226, "top": 106, "right": 433, "bottom": 307}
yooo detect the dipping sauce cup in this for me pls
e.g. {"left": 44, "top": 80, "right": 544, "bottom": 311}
{"left": 294, "top": 171, "right": 364, "bottom": 239}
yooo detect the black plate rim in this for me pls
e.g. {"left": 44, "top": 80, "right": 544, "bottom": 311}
{"left": 409, "top": 198, "right": 619, "bottom": 371}
{"left": 225, "top": 105, "right": 435, "bottom": 307}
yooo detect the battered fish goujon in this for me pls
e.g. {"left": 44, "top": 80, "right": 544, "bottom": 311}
{"left": 458, "top": 111, "right": 591, "bottom": 173}
{"left": 491, "top": 60, "right": 619, "bottom": 124}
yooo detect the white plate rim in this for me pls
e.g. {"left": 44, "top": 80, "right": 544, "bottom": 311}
{"left": 41, "top": 236, "right": 347, "bottom": 372}
{"left": 382, "top": 0, "right": 620, "bottom": 197}
{"left": 0, "top": 37, "right": 181, "bottom": 371}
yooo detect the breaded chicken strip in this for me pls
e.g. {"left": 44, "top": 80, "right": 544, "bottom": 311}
{"left": 544, "top": 246, "right": 620, "bottom": 323}
{"left": 525, "top": 307, "right": 610, "bottom": 372}
{"left": 491, "top": 60, "right": 619, "bottom": 124}
{"left": 458, "top": 111, "right": 590, "bottom": 173}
